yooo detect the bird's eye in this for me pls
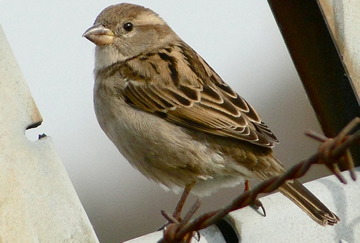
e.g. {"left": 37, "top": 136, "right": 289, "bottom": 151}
{"left": 123, "top": 22, "right": 133, "bottom": 32}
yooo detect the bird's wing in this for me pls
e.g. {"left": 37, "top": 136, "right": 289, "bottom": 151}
{"left": 120, "top": 43, "right": 278, "bottom": 148}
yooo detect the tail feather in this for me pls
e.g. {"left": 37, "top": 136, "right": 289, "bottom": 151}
{"left": 278, "top": 180, "right": 339, "bottom": 226}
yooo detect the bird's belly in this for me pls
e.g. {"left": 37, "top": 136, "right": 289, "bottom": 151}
{"left": 94, "top": 97, "right": 254, "bottom": 196}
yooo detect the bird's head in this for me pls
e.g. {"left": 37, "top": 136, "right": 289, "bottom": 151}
{"left": 83, "top": 3, "right": 178, "bottom": 72}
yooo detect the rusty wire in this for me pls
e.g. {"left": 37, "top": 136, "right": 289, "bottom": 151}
{"left": 159, "top": 117, "right": 360, "bottom": 243}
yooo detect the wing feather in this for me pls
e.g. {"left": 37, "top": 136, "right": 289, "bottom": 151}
{"left": 120, "top": 43, "right": 278, "bottom": 147}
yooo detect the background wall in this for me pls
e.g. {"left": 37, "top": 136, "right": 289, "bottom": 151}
{"left": 319, "top": 0, "right": 360, "bottom": 93}
{"left": 0, "top": 1, "right": 330, "bottom": 242}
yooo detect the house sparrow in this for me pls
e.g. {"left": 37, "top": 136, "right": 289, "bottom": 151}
{"left": 83, "top": 3, "right": 339, "bottom": 225}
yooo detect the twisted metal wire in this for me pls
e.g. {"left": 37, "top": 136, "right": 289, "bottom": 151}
{"left": 159, "top": 117, "right": 360, "bottom": 243}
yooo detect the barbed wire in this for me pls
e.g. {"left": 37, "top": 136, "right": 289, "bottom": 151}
{"left": 159, "top": 117, "right": 360, "bottom": 243}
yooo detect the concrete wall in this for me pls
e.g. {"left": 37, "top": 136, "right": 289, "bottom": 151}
{"left": 319, "top": 0, "right": 360, "bottom": 94}
{"left": 0, "top": 25, "right": 99, "bottom": 243}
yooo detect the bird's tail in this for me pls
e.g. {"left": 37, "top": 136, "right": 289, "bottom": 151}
{"left": 278, "top": 180, "right": 339, "bottom": 226}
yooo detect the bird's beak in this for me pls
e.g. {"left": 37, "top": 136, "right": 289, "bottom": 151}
{"left": 83, "top": 24, "right": 115, "bottom": 46}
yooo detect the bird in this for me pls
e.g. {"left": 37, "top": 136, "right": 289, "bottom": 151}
{"left": 83, "top": 3, "right": 339, "bottom": 226}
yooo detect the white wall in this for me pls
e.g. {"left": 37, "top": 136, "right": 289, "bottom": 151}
{"left": 0, "top": 1, "right": 328, "bottom": 242}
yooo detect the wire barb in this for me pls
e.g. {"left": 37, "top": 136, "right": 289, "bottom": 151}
{"left": 159, "top": 118, "right": 359, "bottom": 243}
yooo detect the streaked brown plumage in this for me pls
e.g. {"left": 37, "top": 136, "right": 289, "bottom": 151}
{"left": 84, "top": 3, "right": 339, "bottom": 226}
